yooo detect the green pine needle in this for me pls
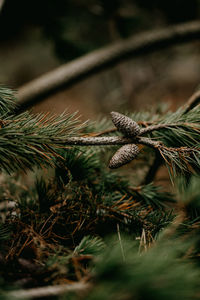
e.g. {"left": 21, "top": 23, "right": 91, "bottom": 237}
{"left": 74, "top": 236, "right": 105, "bottom": 256}
{"left": 0, "top": 110, "right": 85, "bottom": 173}
{"left": 0, "top": 87, "right": 17, "bottom": 117}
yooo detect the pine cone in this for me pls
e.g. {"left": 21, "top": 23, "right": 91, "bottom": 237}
{"left": 111, "top": 111, "right": 141, "bottom": 137}
{"left": 109, "top": 144, "right": 140, "bottom": 169}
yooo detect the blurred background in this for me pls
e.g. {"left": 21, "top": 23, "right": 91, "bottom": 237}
{"left": 0, "top": 0, "right": 200, "bottom": 119}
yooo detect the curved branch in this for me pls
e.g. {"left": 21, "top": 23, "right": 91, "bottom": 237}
{"left": 17, "top": 21, "right": 200, "bottom": 112}
{"left": 182, "top": 89, "right": 200, "bottom": 114}
{"left": 0, "top": 0, "right": 5, "bottom": 12}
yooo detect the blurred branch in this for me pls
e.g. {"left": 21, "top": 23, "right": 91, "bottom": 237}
{"left": 17, "top": 21, "right": 200, "bottom": 112}
{"left": 183, "top": 90, "right": 200, "bottom": 114}
{"left": 143, "top": 151, "right": 163, "bottom": 185}
{"left": 8, "top": 282, "right": 90, "bottom": 299}
{"left": 0, "top": 0, "right": 5, "bottom": 12}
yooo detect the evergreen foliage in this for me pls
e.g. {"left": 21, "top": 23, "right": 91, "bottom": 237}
{"left": 72, "top": 238, "right": 200, "bottom": 300}
{"left": 1, "top": 87, "right": 200, "bottom": 299}
{"left": 0, "top": 88, "right": 85, "bottom": 173}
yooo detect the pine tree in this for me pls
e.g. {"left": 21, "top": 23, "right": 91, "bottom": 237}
{"left": 0, "top": 86, "right": 200, "bottom": 300}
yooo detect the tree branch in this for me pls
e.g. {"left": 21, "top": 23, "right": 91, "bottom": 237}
{"left": 61, "top": 136, "right": 160, "bottom": 148}
{"left": 140, "top": 123, "right": 200, "bottom": 134}
{"left": 182, "top": 89, "right": 200, "bottom": 114}
{"left": 8, "top": 282, "right": 90, "bottom": 299}
{"left": 93, "top": 122, "right": 199, "bottom": 137}
{"left": 17, "top": 21, "right": 200, "bottom": 112}
{"left": 0, "top": 0, "right": 5, "bottom": 12}
{"left": 143, "top": 151, "right": 163, "bottom": 184}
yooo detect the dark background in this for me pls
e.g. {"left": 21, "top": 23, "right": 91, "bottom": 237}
{"left": 0, "top": 0, "right": 200, "bottom": 118}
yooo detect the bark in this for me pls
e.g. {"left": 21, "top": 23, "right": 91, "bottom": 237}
{"left": 17, "top": 21, "right": 200, "bottom": 112}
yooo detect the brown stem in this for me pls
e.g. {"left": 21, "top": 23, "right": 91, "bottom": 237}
{"left": 61, "top": 136, "right": 160, "bottom": 148}
{"left": 143, "top": 151, "right": 163, "bottom": 184}
{"left": 92, "top": 122, "right": 200, "bottom": 137}
{"left": 140, "top": 124, "right": 171, "bottom": 134}
{"left": 8, "top": 282, "right": 90, "bottom": 299}
{"left": 17, "top": 21, "right": 200, "bottom": 112}
{"left": 182, "top": 89, "right": 200, "bottom": 114}
{"left": 0, "top": 0, "right": 5, "bottom": 12}
{"left": 140, "top": 123, "right": 186, "bottom": 134}
{"left": 87, "top": 120, "right": 200, "bottom": 138}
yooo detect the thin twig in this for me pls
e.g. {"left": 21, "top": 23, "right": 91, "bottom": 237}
{"left": 182, "top": 90, "right": 200, "bottom": 114}
{"left": 117, "top": 223, "right": 125, "bottom": 261}
{"left": 8, "top": 282, "right": 90, "bottom": 299}
{"left": 87, "top": 121, "right": 199, "bottom": 138}
{"left": 89, "top": 127, "right": 117, "bottom": 136}
{"left": 93, "top": 121, "right": 200, "bottom": 137}
{"left": 17, "top": 21, "right": 200, "bottom": 112}
{"left": 140, "top": 124, "right": 174, "bottom": 134}
{"left": 140, "top": 122, "right": 200, "bottom": 135}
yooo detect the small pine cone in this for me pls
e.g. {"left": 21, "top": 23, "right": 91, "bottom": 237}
{"left": 109, "top": 144, "right": 140, "bottom": 169}
{"left": 111, "top": 111, "right": 141, "bottom": 137}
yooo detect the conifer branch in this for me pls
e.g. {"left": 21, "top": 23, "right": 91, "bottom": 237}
{"left": 140, "top": 123, "right": 190, "bottom": 134}
{"left": 1, "top": 86, "right": 200, "bottom": 176}
{"left": 0, "top": 111, "right": 85, "bottom": 173}
{"left": 0, "top": 88, "right": 86, "bottom": 173}
{"left": 92, "top": 122, "right": 200, "bottom": 136}
{"left": 17, "top": 21, "right": 200, "bottom": 111}
{"left": 0, "top": 87, "right": 17, "bottom": 117}
{"left": 62, "top": 136, "right": 160, "bottom": 148}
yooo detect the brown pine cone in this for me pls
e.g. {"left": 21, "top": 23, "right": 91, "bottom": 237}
{"left": 109, "top": 144, "right": 140, "bottom": 169}
{"left": 111, "top": 111, "right": 141, "bottom": 137}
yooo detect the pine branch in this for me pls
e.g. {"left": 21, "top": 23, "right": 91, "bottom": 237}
{"left": 59, "top": 107, "right": 200, "bottom": 178}
{"left": 61, "top": 136, "right": 159, "bottom": 147}
{"left": 132, "top": 183, "right": 174, "bottom": 209}
{"left": 148, "top": 106, "right": 200, "bottom": 177}
{"left": 1, "top": 86, "right": 200, "bottom": 178}
{"left": 0, "top": 87, "right": 17, "bottom": 117}
{"left": 0, "top": 109, "right": 85, "bottom": 173}
{"left": 74, "top": 236, "right": 105, "bottom": 256}
{"left": 17, "top": 21, "right": 200, "bottom": 112}
{"left": 46, "top": 106, "right": 200, "bottom": 177}
{"left": 80, "top": 237, "right": 200, "bottom": 300}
